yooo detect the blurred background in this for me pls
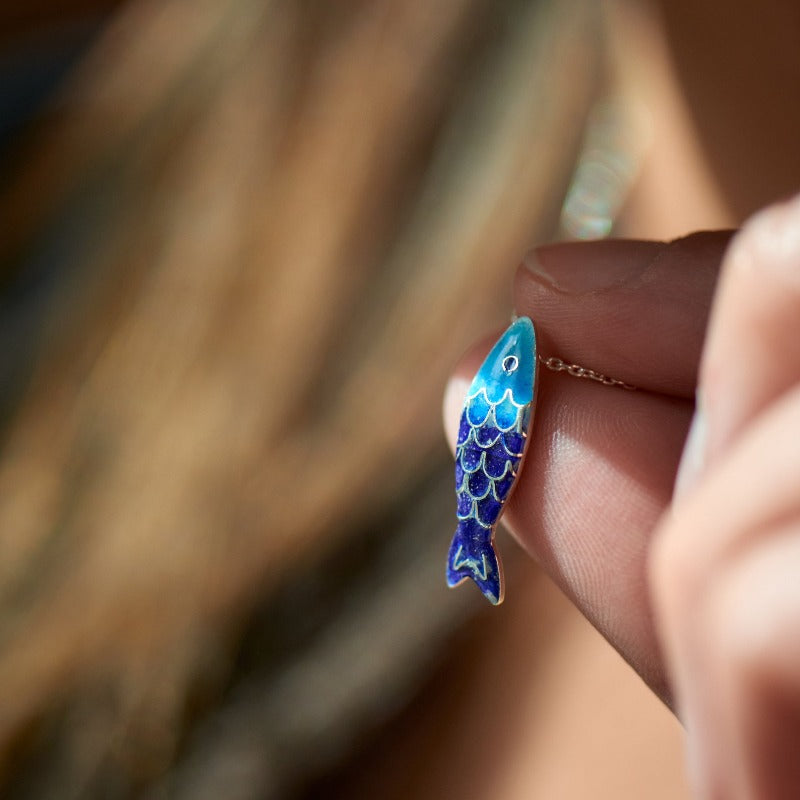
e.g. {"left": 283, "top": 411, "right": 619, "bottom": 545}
{"left": 1, "top": 1, "right": 799, "bottom": 797}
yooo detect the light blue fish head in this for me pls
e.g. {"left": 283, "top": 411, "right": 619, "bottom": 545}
{"left": 466, "top": 316, "right": 536, "bottom": 407}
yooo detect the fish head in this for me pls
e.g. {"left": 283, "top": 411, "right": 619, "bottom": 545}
{"left": 467, "top": 316, "right": 536, "bottom": 406}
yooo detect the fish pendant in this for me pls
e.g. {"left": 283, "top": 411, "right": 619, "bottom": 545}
{"left": 446, "top": 316, "right": 537, "bottom": 605}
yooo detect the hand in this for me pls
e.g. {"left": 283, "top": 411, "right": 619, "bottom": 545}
{"left": 443, "top": 195, "right": 800, "bottom": 798}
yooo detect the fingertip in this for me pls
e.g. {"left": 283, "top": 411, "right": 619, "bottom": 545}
{"left": 700, "top": 195, "right": 800, "bottom": 464}
{"left": 442, "top": 374, "right": 470, "bottom": 454}
{"left": 512, "top": 234, "right": 730, "bottom": 398}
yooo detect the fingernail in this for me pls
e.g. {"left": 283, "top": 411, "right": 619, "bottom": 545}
{"left": 524, "top": 240, "right": 664, "bottom": 293}
{"left": 674, "top": 391, "right": 707, "bottom": 501}
{"left": 443, "top": 376, "right": 470, "bottom": 453}
{"left": 731, "top": 192, "right": 800, "bottom": 285}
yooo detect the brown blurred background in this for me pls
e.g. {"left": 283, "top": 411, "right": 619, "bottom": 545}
{"left": 0, "top": 1, "right": 799, "bottom": 798}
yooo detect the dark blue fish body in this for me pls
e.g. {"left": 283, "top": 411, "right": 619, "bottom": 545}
{"left": 446, "top": 317, "right": 537, "bottom": 604}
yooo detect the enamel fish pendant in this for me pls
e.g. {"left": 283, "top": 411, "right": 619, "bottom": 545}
{"left": 446, "top": 316, "right": 537, "bottom": 605}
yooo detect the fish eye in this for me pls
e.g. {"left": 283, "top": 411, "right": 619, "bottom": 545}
{"left": 502, "top": 355, "right": 518, "bottom": 374}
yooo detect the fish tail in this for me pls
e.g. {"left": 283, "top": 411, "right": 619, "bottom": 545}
{"left": 446, "top": 523, "right": 503, "bottom": 605}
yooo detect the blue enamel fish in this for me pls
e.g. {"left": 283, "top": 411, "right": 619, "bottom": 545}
{"left": 446, "top": 316, "right": 537, "bottom": 605}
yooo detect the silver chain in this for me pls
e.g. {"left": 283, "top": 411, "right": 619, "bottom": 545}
{"left": 538, "top": 355, "right": 637, "bottom": 391}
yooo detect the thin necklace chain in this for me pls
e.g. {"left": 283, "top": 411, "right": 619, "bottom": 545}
{"left": 538, "top": 355, "right": 637, "bottom": 391}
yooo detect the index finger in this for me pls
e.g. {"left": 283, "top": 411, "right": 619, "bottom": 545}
{"left": 516, "top": 232, "right": 731, "bottom": 397}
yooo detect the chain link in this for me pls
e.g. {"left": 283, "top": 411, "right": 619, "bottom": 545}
{"left": 538, "top": 355, "right": 637, "bottom": 391}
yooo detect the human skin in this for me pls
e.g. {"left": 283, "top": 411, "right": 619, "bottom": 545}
{"left": 443, "top": 195, "right": 800, "bottom": 799}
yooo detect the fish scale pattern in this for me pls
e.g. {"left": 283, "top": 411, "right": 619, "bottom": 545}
{"left": 455, "top": 387, "right": 529, "bottom": 529}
